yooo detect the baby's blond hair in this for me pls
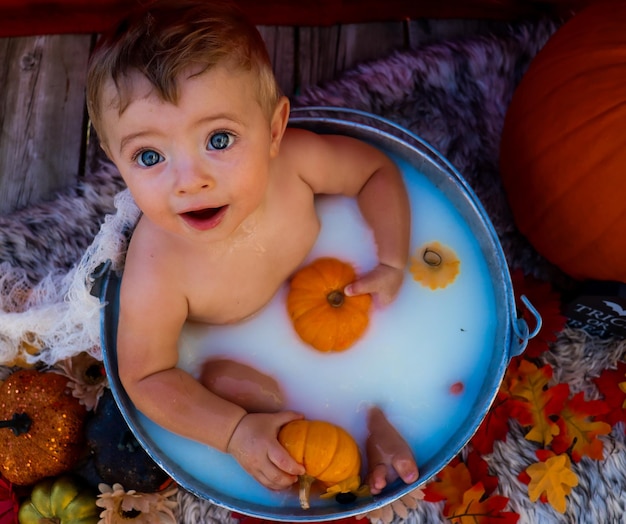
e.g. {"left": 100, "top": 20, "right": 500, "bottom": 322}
{"left": 87, "top": 0, "right": 281, "bottom": 142}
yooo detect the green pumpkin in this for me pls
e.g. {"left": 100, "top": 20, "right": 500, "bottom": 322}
{"left": 18, "top": 475, "right": 99, "bottom": 524}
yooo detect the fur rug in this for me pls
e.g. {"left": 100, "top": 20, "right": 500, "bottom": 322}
{"left": 2, "top": 16, "right": 626, "bottom": 523}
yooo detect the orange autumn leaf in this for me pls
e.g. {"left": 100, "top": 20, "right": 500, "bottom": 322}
{"left": 423, "top": 460, "right": 472, "bottom": 513}
{"left": 507, "top": 359, "right": 568, "bottom": 445}
{"left": 526, "top": 453, "right": 578, "bottom": 514}
{"left": 551, "top": 392, "right": 611, "bottom": 462}
{"left": 448, "top": 482, "right": 519, "bottom": 524}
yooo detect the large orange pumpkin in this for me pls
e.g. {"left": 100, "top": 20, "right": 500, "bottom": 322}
{"left": 278, "top": 419, "right": 361, "bottom": 509}
{"left": 499, "top": 0, "right": 626, "bottom": 283}
{"left": 286, "top": 257, "right": 372, "bottom": 352}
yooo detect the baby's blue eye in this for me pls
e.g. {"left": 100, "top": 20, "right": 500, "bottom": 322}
{"left": 137, "top": 150, "right": 163, "bottom": 167}
{"left": 209, "top": 132, "right": 233, "bottom": 150}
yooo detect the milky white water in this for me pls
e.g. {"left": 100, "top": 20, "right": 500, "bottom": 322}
{"left": 134, "top": 155, "right": 499, "bottom": 509}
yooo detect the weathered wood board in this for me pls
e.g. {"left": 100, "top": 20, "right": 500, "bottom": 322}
{"left": 0, "top": 34, "right": 91, "bottom": 214}
{"left": 0, "top": 18, "right": 517, "bottom": 213}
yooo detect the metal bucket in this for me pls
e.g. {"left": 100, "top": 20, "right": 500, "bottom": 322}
{"left": 97, "top": 107, "right": 540, "bottom": 521}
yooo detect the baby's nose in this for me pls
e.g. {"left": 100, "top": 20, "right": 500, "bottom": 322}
{"left": 175, "top": 165, "right": 214, "bottom": 194}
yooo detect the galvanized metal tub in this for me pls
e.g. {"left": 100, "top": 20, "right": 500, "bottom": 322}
{"left": 98, "top": 107, "right": 539, "bottom": 521}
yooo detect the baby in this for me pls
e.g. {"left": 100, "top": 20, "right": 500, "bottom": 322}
{"left": 87, "top": 0, "right": 417, "bottom": 496}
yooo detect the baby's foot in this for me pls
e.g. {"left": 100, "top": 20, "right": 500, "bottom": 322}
{"left": 365, "top": 406, "right": 419, "bottom": 495}
{"left": 199, "top": 358, "right": 285, "bottom": 413}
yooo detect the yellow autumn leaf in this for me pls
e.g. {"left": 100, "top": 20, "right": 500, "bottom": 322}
{"left": 526, "top": 454, "right": 578, "bottom": 513}
{"left": 508, "top": 359, "right": 567, "bottom": 446}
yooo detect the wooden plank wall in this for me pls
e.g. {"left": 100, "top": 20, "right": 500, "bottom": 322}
{"left": 0, "top": 19, "right": 507, "bottom": 215}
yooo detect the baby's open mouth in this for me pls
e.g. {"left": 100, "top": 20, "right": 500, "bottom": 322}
{"left": 184, "top": 207, "right": 224, "bottom": 220}
{"left": 181, "top": 205, "right": 227, "bottom": 230}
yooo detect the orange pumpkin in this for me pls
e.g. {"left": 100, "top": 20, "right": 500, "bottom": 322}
{"left": 278, "top": 419, "right": 361, "bottom": 509}
{"left": 0, "top": 369, "right": 87, "bottom": 485}
{"left": 499, "top": 1, "right": 626, "bottom": 283}
{"left": 287, "top": 257, "right": 372, "bottom": 352}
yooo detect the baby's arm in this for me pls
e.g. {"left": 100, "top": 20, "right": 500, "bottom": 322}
{"left": 286, "top": 129, "right": 410, "bottom": 305}
{"left": 117, "top": 252, "right": 304, "bottom": 490}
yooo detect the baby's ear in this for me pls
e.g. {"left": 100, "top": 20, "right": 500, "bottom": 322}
{"left": 269, "top": 96, "right": 290, "bottom": 157}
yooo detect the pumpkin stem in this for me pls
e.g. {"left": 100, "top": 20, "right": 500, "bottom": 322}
{"left": 327, "top": 290, "right": 345, "bottom": 308}
{"left": 423, "top": 248, "right": 442, "bottom": 267}
{"left": 298, "top": 474, "right": 315, "bottom": 510}
{"left": 0, "top": 412, "right": 32, "bottom": 436}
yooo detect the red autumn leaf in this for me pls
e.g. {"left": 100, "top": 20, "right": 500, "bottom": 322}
{"left": 507, "top": 359, "right": 569, "bottom": 445}
{"left": 470, "top": 390, "right": 514, "bottom": 455}
{"left": 423, "top": 459, "right": 471, "bottom": 513}
{"left": 447, "top": 482, "right": 519, "bottom": 524}
{"left": 465, "top": 450, "right": 499, "bottom": 496}
{"left": 511, "top": 271, "right": 566, "bottom": 359}
{"left": 551, "top": 392, "right": 611, "bottom": 462}
{"left": 470, "top": 357, "right": 529, "bottom": 455}
{"left": 593, "top": 362, "right": 626, "bottom": 427}
{"left": 0, "top": 475, "right": 18, "bottom": 524}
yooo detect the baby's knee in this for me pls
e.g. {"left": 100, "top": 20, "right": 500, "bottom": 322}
{"left": 200, "top": 358, "right": 285, "bottom": 412}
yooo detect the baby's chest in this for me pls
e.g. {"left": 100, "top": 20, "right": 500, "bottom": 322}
{"left": 186, "top": 221, "right": 320, "bottom": 324}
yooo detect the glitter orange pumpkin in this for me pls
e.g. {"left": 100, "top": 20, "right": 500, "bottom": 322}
{"left": 0, "top": 369, "right": 87, "bottom": 485}
{"left": 286, "top": 257, "right": 372, "bottom": 352}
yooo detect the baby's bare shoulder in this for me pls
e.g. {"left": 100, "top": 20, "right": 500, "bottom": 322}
{"left": 122, "top": 225, "right": 185, "bottom": 302}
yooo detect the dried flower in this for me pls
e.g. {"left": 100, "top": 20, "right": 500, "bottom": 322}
{"left": 409, "top": 241, "right": 460, "bottom": 290}
{"left": 357, "top": 486, "right": 425, "bottom": 523}
{"left": 54, "top": 350, "right": 108, "bottom": 410}
{"left": 97, "top": 482, "right": 178, "bottom": 524}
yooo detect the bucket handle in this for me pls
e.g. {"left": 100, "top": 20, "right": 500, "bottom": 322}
{"left": 510, "top": 295, "right": 542, "bottom": 358}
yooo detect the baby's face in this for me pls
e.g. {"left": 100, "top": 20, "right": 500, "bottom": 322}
{"left": 99, "top": 64, "right": 279, "bottom": 242}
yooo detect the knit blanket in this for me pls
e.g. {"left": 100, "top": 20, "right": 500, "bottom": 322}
{"left": 2, "top": 17, "right": 625, "bottom": 524}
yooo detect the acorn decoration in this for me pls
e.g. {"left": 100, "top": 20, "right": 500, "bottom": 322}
{"left": 0, "top": 369, "right": 87, "bottom": 485}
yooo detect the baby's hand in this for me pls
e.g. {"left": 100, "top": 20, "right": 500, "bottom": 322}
{"left": 345, "top": 263, "right": 404, "bottom": 306}
{"left": 227, "top": 411, "right": 305, "bottom": 490}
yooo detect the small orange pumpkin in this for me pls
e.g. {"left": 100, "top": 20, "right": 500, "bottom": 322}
{"left": 286, "top": 257, "right": 372, "bottom": 352}
{"left": 278, "top": 419, "right": 361, "bottom": 509}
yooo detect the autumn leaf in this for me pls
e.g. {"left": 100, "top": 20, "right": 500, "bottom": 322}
{"left": 511, "top": 271, "right": 566, "bottom": 359}
{"left": 507, "top": 359, "right": 568, "bottom": 445}
{"left": 465, "top": 450, "right": 499, "bottom": 496}
{"left": 470, "top": 390, "right": 514, "bottom": 455}
{"left": 424, "top": 454, "right": 507, "bottom": 520}
{"left": 423, "top": 459, "right": 471, "bottom": 513}
{"left": 551, "top": 391, "right": 611, "bottom": 462}
{"left": 525, "top": 452, "right": 578, "bottom": 513}
{"left": 593, "top": 362, "right": 626, "bottom": 427}
{"left": 447, "top": 482, "right": 519, "bottom": 524}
